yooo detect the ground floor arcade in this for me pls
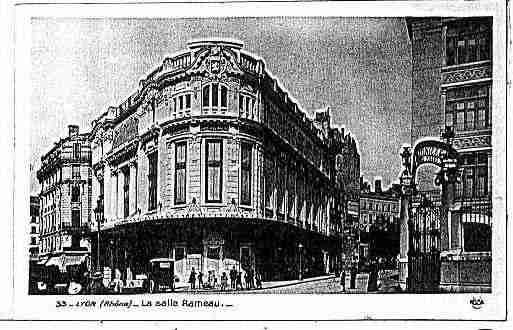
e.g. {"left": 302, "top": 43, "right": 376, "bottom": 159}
{"left": 90, "top": 218, "right": 341, "bottom": 285}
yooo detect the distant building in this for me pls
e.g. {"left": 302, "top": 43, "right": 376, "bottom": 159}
{"left": 359, "top": 179, "right": 400, "bottom": 261}
{"left": 36, "top": 125, "right": 92, "bottom": 271}
{"left": 332, "top": 129, "right": 360, "bottom": 268}
{"left": 29, "top": 196, "right": 40, "bottom": 261}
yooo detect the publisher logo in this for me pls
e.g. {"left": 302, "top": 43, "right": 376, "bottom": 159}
{"left": 470, "top": 296, "right": 484, "bottom": 309}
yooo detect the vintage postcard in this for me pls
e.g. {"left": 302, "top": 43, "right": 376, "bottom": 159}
{"left": 2, "top": 0, "right": 508, "bottom": 322}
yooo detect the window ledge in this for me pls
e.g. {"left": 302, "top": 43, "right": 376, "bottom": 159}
{"left": 442, "top": 60, "right": 491, "bottom": 72}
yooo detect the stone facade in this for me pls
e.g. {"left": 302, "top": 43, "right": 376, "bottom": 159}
{"left": 29, "top": 196, "right": 40, "bottom": 261}
{"left": 36, "top": 125, "right": 92, "bottom": 265}
{"left": 406, "top": 17, "right": 492, "bottom": 291}
{"left": 88, "top": 40, "right": 360, "bottom": 283}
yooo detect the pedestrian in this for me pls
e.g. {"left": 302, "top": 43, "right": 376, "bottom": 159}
{"left": 340, "top": 270, "right": 346, "bottom": 291}
{"left": 213, "top": 272, "right": 218, "bottom": 289}
{"left": 189, "top": 267, "right": 196, "bottom": 290}
{"left": 230, "top": 267, "right": 236, "bottom": 289}
{"left": 244, "top": 270, "right": 250, "bottom": 290}
{"left": 220, "top": 272, "right": 228, "bottom": 291}
{"left": 236, "top": 271, "right": 242, "bottom": 290}
{"left": 198, "top": 271, "right": 204, "bottom": 289}
{"left": 255, "top": 271, "right": 262, "bottom": 289}
{"left": 248, "top": 269, "right": 255, "bottom": 289}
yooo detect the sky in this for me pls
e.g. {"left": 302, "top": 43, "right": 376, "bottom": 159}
{"left": 30, "top": 17, "right": 412, "bottom": 194}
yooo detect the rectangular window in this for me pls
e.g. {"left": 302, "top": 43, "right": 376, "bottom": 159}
{"left": 72, "top": 209, "right": 80, "bottom": 227}
{"left": 185, "top": 94, "right": 191, "bottom": 109}
{"left": 71, "top": 185, "right": 80, "bottom": 203}
{"left": 220, "top": 86, "right": 227, "bottom": 108}
{"left": 202, "top": 85, "right": 210, "bottom": 107}
{"left": 464, "top": 168, "right": 474, "bottom": 198}
{"left": 241, "top": 143, "right": 252, "bottom": 205}
{"left": 175, "top": 142, "right": 187, "bottom": 205}
{"left": 99, "top": 177, "right": 104, "bottom": 200}
{"left": 466, "top": 106, "right": 475, "bottom": 130}
{"left": 211, "top": 84, "right": 218, "bottom": 110}
{"left": 73, "top": 143, "right": 81, "bottom": 160}
{"left": 446, "top": 38, "right": 456, "bottom": 65}
{"left": 148, "top": 152, "right": 158, "bottom": 211}
{"left": 179, "top": 95, "right": 183, "bottom": 110}
{"left": 205, "top": 140, "right": 222, "bottom": 203}
{"left": 468, "top": 39, "right": 477, "bottom": 62}
{"left": 123, "top": 167, "right": 130, "bottom": 218}
{"left": 447, "top": 85, "right": 490, "bottom": 132}
{"left": 72, "top": 165, "right": 80, "bottom": 179}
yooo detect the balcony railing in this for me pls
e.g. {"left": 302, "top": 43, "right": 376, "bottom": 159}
{"left": 60, "top": 152, "right": 91, "bottom": 163}
{"left": 163, "top": 53, "right": 193, "bottom": 72}
{"left": 239, "top": 53, "right": 260, "bottom": 74}
{"left": 61, "top": 223, "right": 90, "bottom": 234}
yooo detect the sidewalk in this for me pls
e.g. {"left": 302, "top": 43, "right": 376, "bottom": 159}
{"left": 172, "top": 274, "right": 336, "bottom": 293}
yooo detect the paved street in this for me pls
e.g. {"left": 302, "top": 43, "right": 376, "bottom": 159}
{"left": 173, "top": 275, "right": 344, "bottom": 294}
{"left": 250, "top": 276, "right": 343, "bottom": 294}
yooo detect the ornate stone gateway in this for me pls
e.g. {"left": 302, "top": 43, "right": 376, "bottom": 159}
{"left": 398, "top": 128, "right": 460, "bottom": 292}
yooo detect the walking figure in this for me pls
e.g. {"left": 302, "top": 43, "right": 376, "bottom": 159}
{"left": 255, "top": 271, "right": 262, "bottom": 289}
{"left": 244, "top": 270, "right": 250, "bottom": 290}
{"left": 248, "top": 269, "right": 255, "bottom": 289}
{"left": 340, "top": 270, "right": 346, "bottom": 292}
{"left": 220, "top": 272, "right": 228, "bottom": 291}
{"left": 189, "top": 268, "right": 196, "bottom": 290}
{"left": 198, "top": 271, "right": 204, "bottom": 289}
{"left": 229, "top": 267, "right": 237, "bottom": 289}
{"left": 236, "top": 271, "right": 242, "bottom": 290}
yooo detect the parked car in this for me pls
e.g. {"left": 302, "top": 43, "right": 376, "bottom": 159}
{"left": 147, "top": 258, "right": 176, "bottom": 293}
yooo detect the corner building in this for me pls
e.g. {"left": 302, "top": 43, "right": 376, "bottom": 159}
{"left": 36, "top": 125, "right": 92, "bottom": 269}
{"left": 90, "top": 40, "right": 358, "bottom": 283}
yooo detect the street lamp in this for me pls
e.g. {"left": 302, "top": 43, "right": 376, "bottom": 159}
{"left": 93, "top": 195, "right": 104, "bottom": 273}
{"left": 298, "top": 243, "right": 304, "bottom": 281}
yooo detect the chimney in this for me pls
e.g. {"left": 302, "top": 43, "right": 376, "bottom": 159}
{"left": 375, "top": 179, "right": 382, "bottom": 193}
{"left": 68, "top": 125, "right": 79, "bottom": 137}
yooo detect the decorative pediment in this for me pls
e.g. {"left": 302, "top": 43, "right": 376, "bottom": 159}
{"left": 187, "top": 46, "right": 244, "bottom": 80}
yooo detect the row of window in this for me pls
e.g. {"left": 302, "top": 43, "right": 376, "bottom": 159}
{"left": 165, "top": 84, "right": 257, "bottom": 119}
{"left": 360, "top": 213, "right": 397, "bottom": 225}
{"left": 445, "top": 85, "right": 491, "bottom": 132}
{"left": 143, "top": 140, "right": 253, "bottom": 212}
{"left": 41, "top": 165, "right": 83, "bottom": 190}
{"left": 361, "top": 201, "right": 398, "bottom": 213}
{"left": 446, "top": 19, "right": 491, "bottom": 66}
{"left": 263, "top": 156, "right": 329, "bottom": 230}
{"left": 263, "top": 99, "right": 326, "bottom": 172}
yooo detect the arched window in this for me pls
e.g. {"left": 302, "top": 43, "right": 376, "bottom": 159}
{"left": 202, "top": 83, "right": 228, "bottom": 112}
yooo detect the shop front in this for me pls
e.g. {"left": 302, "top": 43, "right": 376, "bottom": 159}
{"left": 90, "top": 217, "right": 339, "bottom": 287}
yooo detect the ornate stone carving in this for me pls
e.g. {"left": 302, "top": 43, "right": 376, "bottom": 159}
{"left": 188, "top": 46, "right": 243, "bottom": 80}
{"left": 442, "top": 64, "right": 491, "bottom": 85}
{"left": 453, "top": 135, "right": 491, "bottom": 150}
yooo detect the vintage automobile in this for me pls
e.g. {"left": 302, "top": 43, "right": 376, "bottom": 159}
{"left": 147, "top": 258, "right": 176, "bottom": 293}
